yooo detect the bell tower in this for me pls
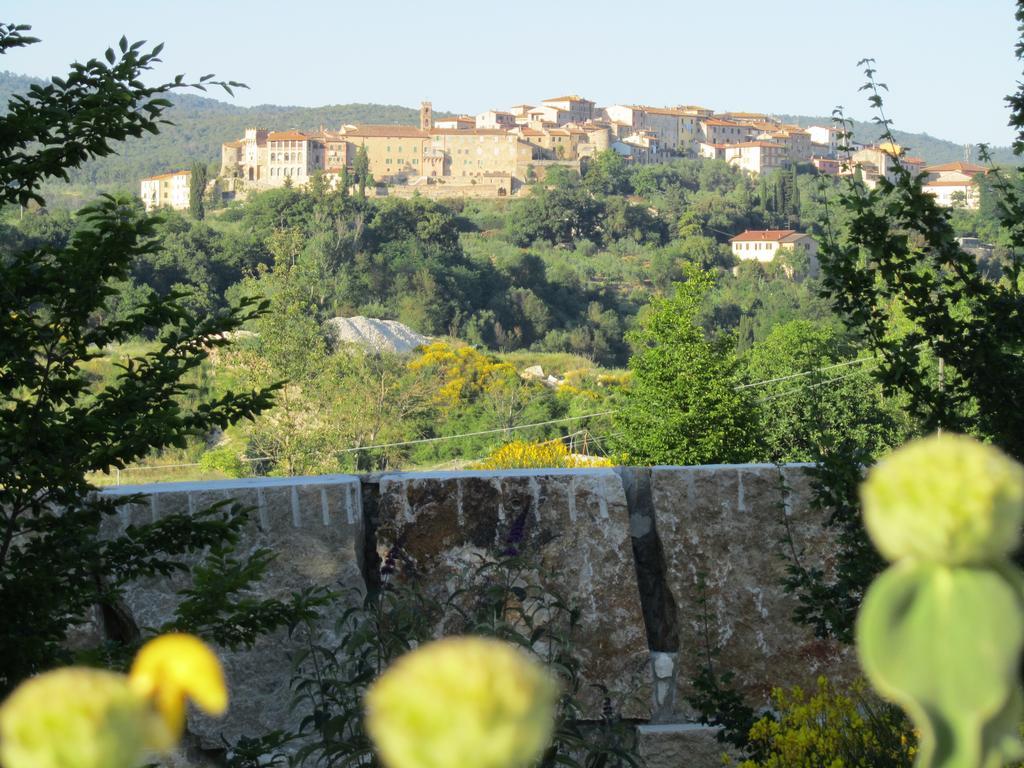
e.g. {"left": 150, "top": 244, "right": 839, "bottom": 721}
{"left": 420, "top": 100, "right": 433, "bottom": 131}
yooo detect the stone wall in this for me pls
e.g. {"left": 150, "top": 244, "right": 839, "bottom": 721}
{"left": 99, "top": 464, "right": 852, "bottom": 767}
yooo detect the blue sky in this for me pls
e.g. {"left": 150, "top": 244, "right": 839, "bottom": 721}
{"left": 9, "top": 0, "right": 1021, "bottom": 146}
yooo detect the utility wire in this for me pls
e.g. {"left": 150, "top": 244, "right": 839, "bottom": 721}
{"left": 756, "top": 368, "right": 873, "bottom": 403}
{"left": 111, "top": 351, "right": 892, "bottom": 479}
{"left": 735, "top": 356, "right": 874, "bottom": 390}
{"left": 329, "top": 411, "right": 617, "bottom": 455}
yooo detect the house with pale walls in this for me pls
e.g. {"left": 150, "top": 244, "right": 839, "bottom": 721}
{"left": 509, "top": 104, "right": 534, "bottom": 124}
{"left": 730, "top": 229, "right": 819, "bottom": 276}
{"left": 841, "top": 143, "right": 930, "bottom": 188}
{"left": 699, "top": 118, "right": 753, "bottom": 146}
{"left": 617, "top": 131, "right": 662, "bottom": 163}
{"left": 541, "top": 95, "right": 596, "bottom": 123}
{"left": 845, "top": 143, "right": 903, "bottom": 186}
{"left": 698, "top": 142, "right": 727, "bottom": 161}
{"left": 433, "top": 115, "right": 476, "bottom": 130}
{"left": 604, "top": 105, "right": 703, "bottom": 155}
{"left": 476, "top": 110, "right": 516, "bottom": 130}
{"left": 922, "top": 161, "right": 986, "bottom": 209}
{"left": 527, "top": 105, "right": 568, "bottom": 126}
{"left": 264, "top": 131, "right": 326, "bottom": 186}
{"left": 140, "top": 169, "right": 191, "bottom": 211}
{"left": 807, "top": 125, "right": 841, "bottom": 156}
{"left": 724, "top": 142, "right": 789, "bottom": 175}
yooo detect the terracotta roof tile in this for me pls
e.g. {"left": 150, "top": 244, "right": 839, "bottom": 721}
{"left": 267, "top": 131, "right": 309, "bottom": 141}
{"left": 143, "top": 170, "right": 190, "bottom": 181}
{"left": 543, "top": 95, "right": 591, "bottom": 103}
{"left": 729, "top": 229, "right": 799, "bottom": 243}
{"left": 342, "top": 125, "right": 428, "bottom": 138}
{"left": 925, "top": 161, "right": 986, "bottom": 174}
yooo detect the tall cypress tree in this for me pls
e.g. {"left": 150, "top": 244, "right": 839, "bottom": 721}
{"left": 189, "top": 160, "right": 207, "bottom": 220}
{"left": 354, "top": 144, "right": 371, "bottom": 198}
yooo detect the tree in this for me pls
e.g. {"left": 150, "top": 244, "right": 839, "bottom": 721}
{"left": 354, "top": 144, "right": 371, "bottom": 198}
{"left": 821, "top": 59, "right": 1024, "bottom": 461}
{"left": 189, "top": 160, "right": 207, "bottom": 220}
{"left": 0, "top": 24, "right": 286, "bottom": 693}
{"left": 785, "top": 10, "right": 1024, "bottom": 645}
{"left": 583, "top": 149, "right": 631, "bottom": 196}
{"left": 615, "top": 268, "right": 759, "bottom": 465}
{"left": 743, "top": 320, "right": 909, "bottom": 463}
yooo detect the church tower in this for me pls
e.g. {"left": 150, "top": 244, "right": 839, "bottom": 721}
{"left": 420, "top": 101, "right": 433, "bottom": 131}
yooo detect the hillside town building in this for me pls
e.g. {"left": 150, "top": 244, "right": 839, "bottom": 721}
{"left": 140, "top": 169, "right": 191, "bottom": 212}
{"left": 141, "top": 91, "right": 979, "bottom": 206}
{"left": 729, "top": 229, "right": 819, "bottom": 263}
{"left": 922, "top": 161, "right": 986, "bottom": 209}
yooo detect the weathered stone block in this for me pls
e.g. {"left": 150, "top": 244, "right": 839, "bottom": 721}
{"left": 376, "top": 468, "right": 651, "bottom": 718}
{"left": 636, "top": 724, "right": 737, "bottom": 768}
{"left": 102, "top": 475, "right": 365, "bottom": 747}
{"left": 649, "top": 464, "right": 852, "bottom": 716}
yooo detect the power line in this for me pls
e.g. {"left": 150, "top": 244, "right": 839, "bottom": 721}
{"left": 108, "top": 411, "right": 617, "bottom": 481}
{"left": 330, "top": 411, "right": 617, "bottom": 455}
{"left": 735, "top": 356, "right": 875, "bottom": 390}
{"left": 756, "top": 368, "right": 872, "bottom": 403}
{"left": 110, "top": 351, "right": 896, "bottom": 482}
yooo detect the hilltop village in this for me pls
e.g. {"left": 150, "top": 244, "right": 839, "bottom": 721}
{"left": 141, "top": 95, "right": 987, "bottom": 210}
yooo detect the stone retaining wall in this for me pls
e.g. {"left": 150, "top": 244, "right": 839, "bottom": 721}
{"left": 100, "top": 464, "right": 852, "bottom": 766}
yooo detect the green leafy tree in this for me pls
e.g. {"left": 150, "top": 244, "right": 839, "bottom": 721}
{"left": 583, "top": 149, "right": 631, "bottom": 196}
{"left": 822, "top": 60, "right": 1024, "bottom": 461}
{"left": 615, "top": 268, "right": 758, "bottom": 465}
{"left": 785, "top": 5, "right": 1024, "bottom": 649}
{"left": 0, "top": 24, "right": 285, "bottom": 692}
{"left": 189, "top": 160, "right": 207, "bottom": 220}
{"left": 744, "top": 320, "right": 909, "bottom": 463}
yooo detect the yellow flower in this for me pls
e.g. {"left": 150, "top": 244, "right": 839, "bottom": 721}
{"left": 129, "top": 632, "right": 228, "bottom": 743}
{"left": 861, "top": 434, "right": 1024, "bottom": 564}
{"left": 365, "top": 636, "right": 558, "bottom": 768}
{"left": 0, "top": 634, "right": 227, "bottom": 768}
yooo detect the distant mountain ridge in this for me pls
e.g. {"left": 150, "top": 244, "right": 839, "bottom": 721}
{"left": 0, "top": 70, "right": 1015, "bottom": 194}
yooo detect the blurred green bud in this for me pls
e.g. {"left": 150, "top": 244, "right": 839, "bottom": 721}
{"left": 861, "top": 434, "right": 1024, "bottom": 565}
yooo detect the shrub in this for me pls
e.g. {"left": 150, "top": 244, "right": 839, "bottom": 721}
{"left": 470, "top": 440, "right": 612, "bottom": 470}
{"left": 736, "top": 677, "right": 914, "bottom": 768}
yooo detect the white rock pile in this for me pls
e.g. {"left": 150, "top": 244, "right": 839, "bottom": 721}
{"left": 322, "top": 316, "right": 430, "bottom": 355}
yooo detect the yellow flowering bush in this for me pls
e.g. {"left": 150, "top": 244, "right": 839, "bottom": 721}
{"left": 0, "top": 633, "right": 227, "bottom": 768}
{"left": 409, "top": 342, "right": 520, "bottom": 408}
{"left": 736, "top": 677, "right": 915, "bottom": 768}
{"left": 470, "top": 439, "right": 612, "bottom": 470}
{"left": 365, "top": 636, "right": 558, "bottom": 768}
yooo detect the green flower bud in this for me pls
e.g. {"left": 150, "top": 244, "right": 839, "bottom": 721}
{"left": 861, "top": 434, "right": 1024, "bottom": 565}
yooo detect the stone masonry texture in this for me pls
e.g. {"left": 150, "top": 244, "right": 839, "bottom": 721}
{"left": 96, "top": 463, "right": 851, "bottom": 767}
{"left": 102, "top": 475, "right": 365, "bottom": 748}
{"left": 374, "top": 468, "right": 652, "bottom": 719}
